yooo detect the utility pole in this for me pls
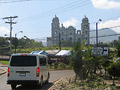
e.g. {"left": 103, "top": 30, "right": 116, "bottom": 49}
{"left": 96, "top": 19, "right": 102, "bottom": 47}
{"left": 96, "top": 22, "right": 98, "bottom": 47}
{"left": 3, "top": 16, "right": 18, "bottom": 55}
{"left": 59, "top": 33, "right": 61, "bottom": 51}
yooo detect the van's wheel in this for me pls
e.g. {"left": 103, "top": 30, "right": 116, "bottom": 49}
{"left": 11, "top": 84, "right": 17, "bottom": 89}
{"left": 40, "top": 76, "right": 43, "bottom": 87}
{"left": 46, "top": 73, "right": 50, "bottom": 84}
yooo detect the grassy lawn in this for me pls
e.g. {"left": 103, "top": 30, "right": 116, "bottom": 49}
{"left": 0, "top": 61, "right": 9, "bottom": 65}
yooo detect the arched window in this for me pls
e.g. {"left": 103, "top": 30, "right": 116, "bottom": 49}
{"left": 78, "top": 38, "right": 80, "bottom": 41}
{"left": 54, "top": 38, "right": 57, "bottom": 40}
{"left": 77, "top": 30, "right": 81, "bottom": 35}
{"left": 55, "top": 31, "right": 57, "bottom": 34}
{"left": 70, "top": 37, "right": 72, "bottom": 41}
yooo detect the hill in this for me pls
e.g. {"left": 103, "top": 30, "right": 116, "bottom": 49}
{"left": 90, "top": 29, "right": 120, "bottom": 44}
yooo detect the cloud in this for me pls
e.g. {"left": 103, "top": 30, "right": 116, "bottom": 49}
{"left": 98, "top": 18, "right": 120, "bottom": 33}
{"left": 0, "top": 26, "right": 10, "bottom": 36}
{"left": 62, "top": 18, "right": 79, "bottom": 27}
{"left": 91, "top": 0, "right": 120, "bottom": 9}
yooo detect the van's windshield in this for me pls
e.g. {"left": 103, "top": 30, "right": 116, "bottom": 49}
{"left": 10, "top": 56, "right": 37, "bottom": 66}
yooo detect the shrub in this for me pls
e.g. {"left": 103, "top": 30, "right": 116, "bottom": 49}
{"left": 107, "top": 62, "right": 120, "bottom": 85}
{"left": 57, "top": 63, "right": 66, "bottom": 69}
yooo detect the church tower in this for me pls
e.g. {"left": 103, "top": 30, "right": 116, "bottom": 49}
{"left": 51, "top": 15, "right": 60, "bottom": 44}
{"left": 81, "top": 16, "right": 90, "bottom": 45}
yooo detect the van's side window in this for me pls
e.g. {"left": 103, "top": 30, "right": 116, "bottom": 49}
{"left": 39, "top": 57, "right": 46, "bottom": 66}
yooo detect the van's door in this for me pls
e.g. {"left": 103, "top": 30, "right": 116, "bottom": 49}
{"left": 39, "top": 57, "right": 48, "bottom": 81}
{"left": 8, "top": 55, "right": 37, "bottom": 80}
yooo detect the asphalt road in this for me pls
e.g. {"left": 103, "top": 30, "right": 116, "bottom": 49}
{"left": 0, "top": 67, "right": 75, "bottom": 90}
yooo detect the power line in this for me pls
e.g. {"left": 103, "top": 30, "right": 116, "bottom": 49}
{"left": 90, "top": 25, "right": 120, "bottom": 32}
{"left": 90, "top": 33, "right": 120, "bottom": 39}
{"left": 0, "top": 0, "right": 74, "bottom": 4}
{"left": 18, "top": 0, "right": 90, "bottom": 23}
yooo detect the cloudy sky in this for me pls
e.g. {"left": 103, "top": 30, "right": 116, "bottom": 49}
{"left": 0, "top": 0, "right": 120, "bottom": 39}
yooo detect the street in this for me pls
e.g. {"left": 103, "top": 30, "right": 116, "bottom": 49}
{"left": 0, "top": 67, "right": 75, "bottom": 90}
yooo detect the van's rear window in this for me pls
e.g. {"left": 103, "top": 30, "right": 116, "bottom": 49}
{"left": 10, "top": 56, "right": 37, "bottom": 66}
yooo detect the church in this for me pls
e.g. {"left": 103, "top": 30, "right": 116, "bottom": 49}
{"left": 47, "top": 15, "right": 90, "bottom": 47}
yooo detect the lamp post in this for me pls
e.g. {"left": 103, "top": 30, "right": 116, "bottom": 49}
{"left": 15, "top": 31, "right": 23, "bottom": 53}
{"left": 96, "top": 19, "right": 102, "bottom": 47}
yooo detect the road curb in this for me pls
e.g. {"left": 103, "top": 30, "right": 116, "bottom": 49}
{"left": 48, "top": 75, "right": 75, "bottom": 90}
{"left": 48, "top": 78, "right": 64, "bottom": 90}
{"left": 0, "top": 69, "right": 7, "bottom": 75}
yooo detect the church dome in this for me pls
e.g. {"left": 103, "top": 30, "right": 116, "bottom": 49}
{"left": 68, "top": 26, "right": 75, "bottom": 30}
{"left": 82, "top": 15, "right": 89, "bottom": 23}
{"left": 52, "top": 15, "right": 59, "bottom": 22}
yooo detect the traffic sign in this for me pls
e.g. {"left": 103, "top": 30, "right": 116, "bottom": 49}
{"left": 92, "top": 47, "right": 109, "bottom": 56}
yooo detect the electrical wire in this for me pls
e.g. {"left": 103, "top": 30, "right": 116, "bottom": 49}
{"left": 18, "top": 0, "right": 90, "bottom": 23}
{"left": 90, "top": 25, "right": 120, "bottom": 32}
{"left": 90, "top": 33, "right": 120, "bottom": 39}
{"left": 0, "top": 0, "right": 76, "bottom": 4}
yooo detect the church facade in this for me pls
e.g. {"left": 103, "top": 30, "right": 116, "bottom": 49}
{"left": 47, "top": 15, "right": 90, "bottom": 47}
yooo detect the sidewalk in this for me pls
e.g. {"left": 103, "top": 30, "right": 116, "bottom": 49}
{"left": 0, "top": 63, "right": 7, "bottom": 75}
{"left": 0, "top": 69, "right": 7, "bottom": 75}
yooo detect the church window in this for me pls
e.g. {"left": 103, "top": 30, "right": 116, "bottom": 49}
{"left": 84, "top": 25, "right": 87, "bottom": 27}
{"left": 55, "top": 38, "right": 57, "bottom": 40}
{"left": 55, "top": 31, "right": 57, "bottom": 34}
{"left": 78, "top": 38, "right": 80, "bottom": 41}
{"left": 77, "top": 31, "right": 80, "bottom": 35}
{"left": 70, "top": 37, "right": 72, "bottom": 41}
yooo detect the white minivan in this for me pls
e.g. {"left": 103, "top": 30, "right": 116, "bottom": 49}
{"left": 7, "top": 53, "right": 50, "bottom": 89}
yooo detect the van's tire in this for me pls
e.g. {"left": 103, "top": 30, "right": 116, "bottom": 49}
{"left": 46, "top": 73, "right": 50, "bottom": 84}
{"left": 11, "top": 84, "right": 17, "bottom": 89}
{"left": 40, "top": 76, "right": 43, "bottom": 87}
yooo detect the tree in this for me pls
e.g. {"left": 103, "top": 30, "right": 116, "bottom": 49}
{"left": 102, "top": 60, "right": 112, "bottom": 79}
{"left": 71, "top": 41, "right": 95, "bottom": 81}
{"left": 71, "top": 42, "right": 83, "bottom": 82}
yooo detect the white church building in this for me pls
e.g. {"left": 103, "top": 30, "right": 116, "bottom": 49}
{"left": 47, "top": 15, "right": 90, "bottom": 47}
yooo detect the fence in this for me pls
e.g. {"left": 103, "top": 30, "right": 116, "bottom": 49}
{"left": 0, "top": 54, "right": 10, "bottom": 61}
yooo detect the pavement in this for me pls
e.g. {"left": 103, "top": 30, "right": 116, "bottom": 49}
{"left": 0, "top": 63, "right": 7, "bottom": 75}
{"left": 0, "top": 68, "right": 7, "bottom": 75}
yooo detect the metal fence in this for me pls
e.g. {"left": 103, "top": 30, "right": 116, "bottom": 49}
{"left": 0, "top": 54, "right": 10, "bottom": 61}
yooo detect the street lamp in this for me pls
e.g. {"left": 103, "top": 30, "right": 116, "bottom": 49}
{"left": 15, "top": 31, "right": 23, "bottom": 53}
{"left": 96, "top": 19, "right": 102, "bottom": 47}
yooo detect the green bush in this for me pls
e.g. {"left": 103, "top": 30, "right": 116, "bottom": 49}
{"left": 107, "top": 61, "right": 120, "bottom": 85}
{"left": 50, "top": 63, "right": 58, "bottom": 69}
{"left": 50, "top": 62, "right": 73, "bottom": 69}
{"left": 57, "top": 63, "right": 66, "bottom": 69}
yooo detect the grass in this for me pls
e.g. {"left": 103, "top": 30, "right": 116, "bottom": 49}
{"left": 15, "top": 47, "right": 72, "bottom": 53}
{"left": 0, "top": 61, "right": 9, "bottom": 65}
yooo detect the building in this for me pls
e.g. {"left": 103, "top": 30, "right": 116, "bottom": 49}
{"left": 47, "top": 15, "right": 90, "bottom": 47}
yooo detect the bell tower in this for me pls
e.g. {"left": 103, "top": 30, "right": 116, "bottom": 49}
{"left": 51, "top": 15, "right": 60, "bottom": 44}
{"left": 81, "top": 15, "right": 90, "bottom": 45}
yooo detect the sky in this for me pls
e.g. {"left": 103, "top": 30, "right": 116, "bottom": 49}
{"left": 0, "top": 0, "right": 120, "bottom": 40}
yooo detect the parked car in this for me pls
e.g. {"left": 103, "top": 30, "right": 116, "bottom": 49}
{"left": 7, "top": 53, "right": 50, "bottom": 89}
{"left": 114, "top": 58, "right": 120, "bottom": 62}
